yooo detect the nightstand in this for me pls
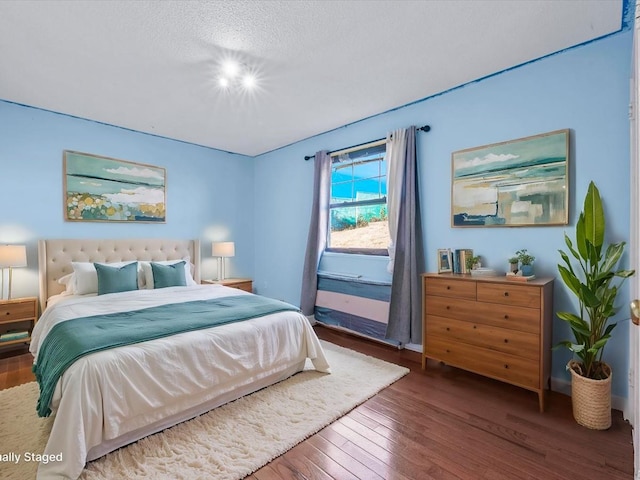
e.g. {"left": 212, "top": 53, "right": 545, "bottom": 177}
{"left": 202, "top": 278, "right": 253, "bottom": 292}
{"left": 0, "top": 297, "right": 38, "bottom": 350}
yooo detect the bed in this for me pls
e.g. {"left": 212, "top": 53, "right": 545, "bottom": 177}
{"left": 32, "top": 238, "right": 330, "bottom": 480}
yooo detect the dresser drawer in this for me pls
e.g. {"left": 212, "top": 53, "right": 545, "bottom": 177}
{"left": 426, "top": 315, "right": 539, "bottom": 360}
{"left": 477, "top": 282, "right": 540, "bottom": 308}
{"left": 425, "top": 296, "right": 540, "bottom": 334}
{"left": 425, "top": 278, "right": 476, "bottom": 300}
{"left": 0, "top": 300, "right": 36, "bottom": 323}
{"left": 425, "top": 335, "right": 539, "bottom": 389}
{"left": 471, "top": 302, "right": 541, "bottom": 334}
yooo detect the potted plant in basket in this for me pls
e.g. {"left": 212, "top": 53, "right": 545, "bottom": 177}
{"left": 516, "top": 249, "right": 535, "bottom": 276}
{"left": 556, "top": 181, "right": 635, "bottom": 429}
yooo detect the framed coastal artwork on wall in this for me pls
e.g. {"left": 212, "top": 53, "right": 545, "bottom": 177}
{"left": 451, "top": 129, "right": 569, "bottom": 227}
{"left": 63, "top": 150, "right": 166, "bottom": 223}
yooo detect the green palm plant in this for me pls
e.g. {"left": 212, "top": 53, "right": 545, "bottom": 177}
{"left": 556, "top": 181, "right": 635, "bottom": 379}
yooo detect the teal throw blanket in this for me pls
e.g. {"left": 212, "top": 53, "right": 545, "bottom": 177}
{"left": 33, "top": 295, "right": 299, "bottom": 417}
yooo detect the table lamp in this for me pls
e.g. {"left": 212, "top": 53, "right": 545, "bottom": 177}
{"left": 212, "top": 242, "right": 235, "bottom": 281}
{"left": 0, "top": 245, "right": 27, "bottom": 300}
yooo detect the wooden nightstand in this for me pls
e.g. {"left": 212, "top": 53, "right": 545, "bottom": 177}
{"left": 202, "top": 278, "right": 253, "bottom": 293}
{"left": 0, "top": 297, "right": 38, "bottom": 350}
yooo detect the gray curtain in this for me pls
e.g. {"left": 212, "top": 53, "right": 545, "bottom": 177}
{"left": 386, "top": 126, "right": 424, "bottom": 344}
{"left": 300, "top": 150, "right": 331, "bottom": 315}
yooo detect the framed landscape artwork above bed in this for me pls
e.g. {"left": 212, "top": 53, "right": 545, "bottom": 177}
{"left": 63, "top": 150, "right": 166, "bottom": 223}
{"left": 451, "top": 129, "right": 569, "bottom": 227}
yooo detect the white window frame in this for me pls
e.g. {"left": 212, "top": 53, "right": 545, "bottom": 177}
{"left": 326, "top": 139, "right": 389, "bottom": 256}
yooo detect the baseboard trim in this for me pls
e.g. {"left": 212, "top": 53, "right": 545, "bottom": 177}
{"left": 403, "top": 342, "right": 422, "bottom": 353}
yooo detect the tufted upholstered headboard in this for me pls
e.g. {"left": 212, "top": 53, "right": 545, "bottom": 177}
{"left": 38, "top": 238, "right": 201, "bottom": 309}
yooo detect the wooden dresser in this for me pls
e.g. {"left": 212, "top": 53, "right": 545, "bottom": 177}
{"left": 422, "top": 273, "right": 554, "bottom": 412}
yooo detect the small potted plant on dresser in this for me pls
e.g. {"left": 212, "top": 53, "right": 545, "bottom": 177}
{"left": 556, "top": 181, "right": 635, "bottom": 429}
{"left": 465, "top": 255, "right": 481, "bottom": 271}
{"left": 508, "top": 256, "right": 519, "bottom": 273}
{"left": 516, "top": 249, "right": 535, "bottom": 276}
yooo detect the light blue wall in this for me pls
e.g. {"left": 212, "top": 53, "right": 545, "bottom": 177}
{"left": 254, "top": 30, "right": 634, "bottom": 398}
{"left": 0, "top": 27, "right": 633, "bottom": 398}
{"left": 0, "top": 101, "right": 255, "bottom": 297}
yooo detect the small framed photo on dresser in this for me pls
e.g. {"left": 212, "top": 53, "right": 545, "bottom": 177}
{"left": 437, "top": 248, "right": 452, "bottom": 273}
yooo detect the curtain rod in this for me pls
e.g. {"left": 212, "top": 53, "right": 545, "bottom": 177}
{"left": 304, "top": 124, "right": 430, "bottom": 161}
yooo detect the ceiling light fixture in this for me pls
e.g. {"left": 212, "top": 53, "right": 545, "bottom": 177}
{"left": 222, "top": 60, "right": 241, "bottom": 78}
{"left": 218, "top": 60, "right": 258, "bottom": 91}
{"left": 241, "top": 74, "right": 255, "bottom": 89}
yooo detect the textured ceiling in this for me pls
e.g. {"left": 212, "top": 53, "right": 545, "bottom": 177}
{"left": 0, "top": 0, "right": 625, "bottom": 156}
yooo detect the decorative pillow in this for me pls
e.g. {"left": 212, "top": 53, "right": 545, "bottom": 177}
{"left": 71, "top": 261, "right": 144, "bottom": 295}
{"left": 94, "top": 262, "right": 139, "bottom": 295}
{"left": 140, "top": 259, "right": 197, "bottom": 289}
{"left": 57, "top": 273, "right": 76, "bottom": 294}
{"left": 151, "top": 261, "right": 187, "bottom": 289}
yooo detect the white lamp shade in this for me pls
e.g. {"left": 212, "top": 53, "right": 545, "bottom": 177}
{"left": 212, "top": 241, "right": 235, "bottom": 257}
{"left": 0, "top": 245, "right": 27, "bottom": 268}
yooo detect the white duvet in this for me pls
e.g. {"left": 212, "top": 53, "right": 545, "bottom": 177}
{"left": 30, "top": 285, "right": 330, "bottom": 480}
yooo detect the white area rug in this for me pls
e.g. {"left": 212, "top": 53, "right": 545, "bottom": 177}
{"left": 1, "top": 341, "right": 409, "bottom": 480}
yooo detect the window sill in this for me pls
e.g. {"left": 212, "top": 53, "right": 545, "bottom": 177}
{"left": 324, "top": 248, "right": 389, "bottom": 256}
{"left": 322, "top": 251, "right": 388, "bottom": 259}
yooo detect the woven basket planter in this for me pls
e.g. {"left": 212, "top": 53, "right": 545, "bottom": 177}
{"left": 569, "top": 360, "right": 612, "bottom": 430}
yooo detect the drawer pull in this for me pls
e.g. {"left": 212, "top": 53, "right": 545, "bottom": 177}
{"left": 446, "top": 327, "right": 450, "bottom": 331}
{"left": 504, "top": 339, "right": 509, "bottom": 343}
{"left": 504, "top": 364, "right": 509, "bottom": 369}
{"left": 503, "top": 291, "right": 509, "bottom": 297}
{"left": 504, "top": 314, "right": 509, "bottom": 319}
{"left": 473, "top": 325, "right": 477, "bottom": 329}
{"left": 446, "top": 349, "right": 450, "bottom": 353}
{"left": 5, "top": 312, "right": 9, "bottom": 316}
{"left": 446, "top": 285, "right": 451, "bottom": 290}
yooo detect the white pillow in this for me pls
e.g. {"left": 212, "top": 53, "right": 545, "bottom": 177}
{"left": 57, "top": 273, "right": 76, "bottom": 294}
{"left": 71, "top": 261, "right": 144, "bottom": 295}
{"left": 140, "top": 259, "right": 197, "bottom": 289}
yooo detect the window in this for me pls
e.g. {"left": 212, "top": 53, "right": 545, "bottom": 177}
{"left": 327, "top": 140, "right": 389, "bottom": 255}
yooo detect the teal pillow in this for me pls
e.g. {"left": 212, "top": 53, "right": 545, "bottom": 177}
{"left": 94, "top": 262, "right": 139, "bottom": 295}
{"left": 151, "top": 261, "right": 187, "bottom": 289}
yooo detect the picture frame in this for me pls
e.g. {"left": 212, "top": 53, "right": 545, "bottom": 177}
{"left": 437, "top": 248, "right": 453, "bottom": 273}
{"left": 451, "top": 129, "right": 569, "bottom": 227}
{"left": 63, "top": 150, "right": 166, "bottom": 223}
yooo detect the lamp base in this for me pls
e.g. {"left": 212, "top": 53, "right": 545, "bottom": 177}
{"left": 217, "top": 257, "right": 227, "bottom": 281}
{"left": 7, "top": 267, "right": 14, "bottom": 300}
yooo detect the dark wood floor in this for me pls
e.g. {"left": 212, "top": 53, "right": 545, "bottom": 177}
{"left": 1, "top": 327, "right": 634, "bottom": 479}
